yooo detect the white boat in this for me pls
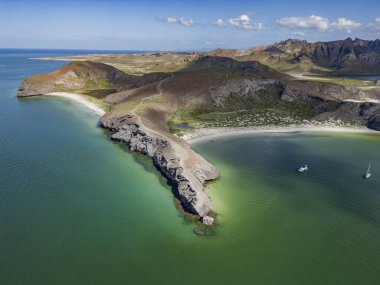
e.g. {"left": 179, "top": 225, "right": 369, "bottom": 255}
{"left": 364, "top": 162, "right": 371, "bottom": 179}
{"left": 298, "top": 164, "right": 308, "bottom": 173}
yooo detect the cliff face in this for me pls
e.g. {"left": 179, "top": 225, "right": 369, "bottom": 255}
{"left": 100, "top": 114, "right": 219, "bottom": 219}
{"left": 275, "top": 38, "right": 380, "bottom": 74}
{"left": 272, "top": 38, "right": 380, "bottom": 73}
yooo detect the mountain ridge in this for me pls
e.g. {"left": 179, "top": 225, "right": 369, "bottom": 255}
{"left": 210, "top": 38, "right": 380, "bottom": 75}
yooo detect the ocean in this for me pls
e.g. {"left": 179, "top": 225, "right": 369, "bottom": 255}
{"left": 1, "top": 49, "right": 379, "bottom": 285}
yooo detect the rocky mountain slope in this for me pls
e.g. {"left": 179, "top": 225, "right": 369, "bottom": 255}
{"left": 210, "top": 38, "right": 380, "bottom": 75}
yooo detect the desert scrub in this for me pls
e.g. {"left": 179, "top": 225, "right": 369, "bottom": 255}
{"left": 302, "top": 76, "right": 375, "bottom": 87}
{"left": 84, "top": 79, "right": 119, "bottom": 90}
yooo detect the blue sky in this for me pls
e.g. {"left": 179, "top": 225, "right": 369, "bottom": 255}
{"left": 1, "top": 0, "right": 380, "bottom": 50}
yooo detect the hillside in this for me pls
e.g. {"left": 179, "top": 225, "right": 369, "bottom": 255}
{"left": 210, "top": 38, "right": 380, "bottom": 75}
{"left": 18, "top": 61, "right": 169, "bottom": 97}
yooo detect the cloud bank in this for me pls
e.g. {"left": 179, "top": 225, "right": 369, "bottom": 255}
{"left": 276, "top": 15, "right": 363, "bottom": 34}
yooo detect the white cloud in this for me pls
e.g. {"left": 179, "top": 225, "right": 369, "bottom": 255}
{"left": 375, "top": 17, "right": 380, "bottom": 24}
{"left": 277, "top": 15, "right": 363, "bottom": 33}
{"left": 165, "top": 16, "right": 177, "bottom": 24}
{"left": 276, "top": 15, "right": 329, "bottom": 31}
{"left": 330, "top": 17, "right": 362, "bottom": 33}
{"left": 291, "top": 31, "right": 305, "bottom": 36}
{"left": 161, "top": 16, "right": 195, "bottom": 27}
{"left": 215, "top": 18, "right": 224, "bottom": 27}
{"left": 228, "top": 14, "right": 265, "bottom": 30}
{"left": 179, "top": 17, "right": 195, "bottom": 27}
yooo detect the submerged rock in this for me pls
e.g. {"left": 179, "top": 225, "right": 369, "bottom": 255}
{"left": 202, "top": 216, "right": 214, "bottom": 226}
{"left": 194, "top": 229, "right": 205, "bottom": 235}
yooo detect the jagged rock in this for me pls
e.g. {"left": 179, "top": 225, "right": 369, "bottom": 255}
{"left": 281, "top": 93, "right": 294, "bottom": 102}
{"left": 273, "top": 38, "right": 380, "bottom": 74}
{"left": 104, "top": 115, "right": 219, "bottom": 217}
{"left": 194, "top": 229, "right": 205, "bottom": 235}
{"left": 210, "top": 38, "right": 380, "bottom": 75}
{"left": 202, "top": 216, "right": 214, "bottom": 226}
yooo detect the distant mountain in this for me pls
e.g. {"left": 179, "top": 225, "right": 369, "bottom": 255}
{"left": 210, "top": 38, "right": 380, "bottom": 75}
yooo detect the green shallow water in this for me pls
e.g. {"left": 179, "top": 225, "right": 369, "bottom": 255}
{"left": 193, "top": 132, "right": 380, "bottom": 284}
{"left": 1, "top": 50, "right": 380, "bottom": 284}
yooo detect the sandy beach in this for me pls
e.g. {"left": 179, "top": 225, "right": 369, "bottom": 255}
{"left": 46, "top": 92, "right": 105, "bottom": 116}
{"left": 184, "top": 125, "right": 380, "bottom": 144}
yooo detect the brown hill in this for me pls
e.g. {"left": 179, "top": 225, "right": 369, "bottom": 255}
{"left": 17, "top": 61, "right": 168, "bottom": 97}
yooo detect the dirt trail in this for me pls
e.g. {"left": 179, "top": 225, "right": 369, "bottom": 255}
{"left": 129, "top": 78, "right": 191, "bottom": 162}
{"left": 130, "top": 80, "right": 168, "bottom": 139}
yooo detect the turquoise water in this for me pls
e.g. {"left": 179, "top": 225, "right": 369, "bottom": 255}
{"left": 1, "top": 50, "right": 380, "bottom": 284}
{"left": 333, "top": 75, "right": 380, "bottom": 81}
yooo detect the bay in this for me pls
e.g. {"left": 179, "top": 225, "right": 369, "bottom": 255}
{"left": 1, "top": 49, "right": 379, "bottom": 285}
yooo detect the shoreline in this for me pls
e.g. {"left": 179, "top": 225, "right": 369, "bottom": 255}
{"left": 183, "top": 125, "right": 380, "bottom": 144}
{"left": 46, "top": 92, "right": 105, "bottom": 116}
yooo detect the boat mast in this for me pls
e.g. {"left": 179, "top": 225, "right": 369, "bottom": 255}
{"left": 367, "top": 162, "right": 371, "bottom": 174}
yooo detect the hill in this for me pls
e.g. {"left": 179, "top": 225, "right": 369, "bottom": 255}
{"left": 17, "top": 61, "right": 169, "bottom": 97}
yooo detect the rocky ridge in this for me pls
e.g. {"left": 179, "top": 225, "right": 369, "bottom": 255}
{"left": 210, "top": 38, "right": 380, "bottom": 75}
{"left": 100, "top": 114, "right": 219, "bottom": 220}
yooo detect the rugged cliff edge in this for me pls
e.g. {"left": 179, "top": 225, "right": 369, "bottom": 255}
{"left": 100, "top": 114, "right": 218, "bottom": 221}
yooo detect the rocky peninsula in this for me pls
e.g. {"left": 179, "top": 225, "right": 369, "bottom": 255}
{"left": 18, "top": 41, "right": 380, "bottom": 224}
{"left": 18, "top": 60, "right": 219, "bottom": 225}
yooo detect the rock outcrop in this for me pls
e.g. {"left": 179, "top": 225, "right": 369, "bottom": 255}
{"left": 101, "top": 114, "right": 219, "bottom": 219}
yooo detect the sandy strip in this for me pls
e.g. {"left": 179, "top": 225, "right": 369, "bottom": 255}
{"left": 184, "top": 125, "right": 380, "bottom": 144}
{"left": 344, "top": 98, "right": 380, "bottom": 104}
{"left": 46, "top": 92, "right": 105, "bottom": 116}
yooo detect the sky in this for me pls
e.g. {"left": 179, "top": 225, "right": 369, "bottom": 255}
{"left": 1, "top": 0, "right": 380, "bottom": 51}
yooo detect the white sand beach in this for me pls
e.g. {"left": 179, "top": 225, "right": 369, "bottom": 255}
{"left": 46, "top": 92, "right": 105, "bottom": 116}
{"left": 184, "top": 125, "right": 379, "bottom": 144}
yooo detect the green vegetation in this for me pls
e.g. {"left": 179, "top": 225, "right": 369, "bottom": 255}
{"left": 84, "top": 79, "right": 120, "bottom": 90}
{"left": 169, "top": 91, "right": 318, "bottom": 134}
{"left": 78, "top": 88, "right": 117, "bottom": 99}
{"left": 303, "top": 76, "right": 376, "bottom": 88}
{"left": 264, "top": 60, "right": 331, "bottom": 74}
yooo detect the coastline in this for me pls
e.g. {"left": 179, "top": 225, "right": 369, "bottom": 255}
{"left": 44, "top": 92, "right": 379, "bottom": 144}
{"left": 183, "top": 125, "right": 380, "bottom": 144}
{"left": 46, "top": 92, "right": 106, "bottom": 116}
